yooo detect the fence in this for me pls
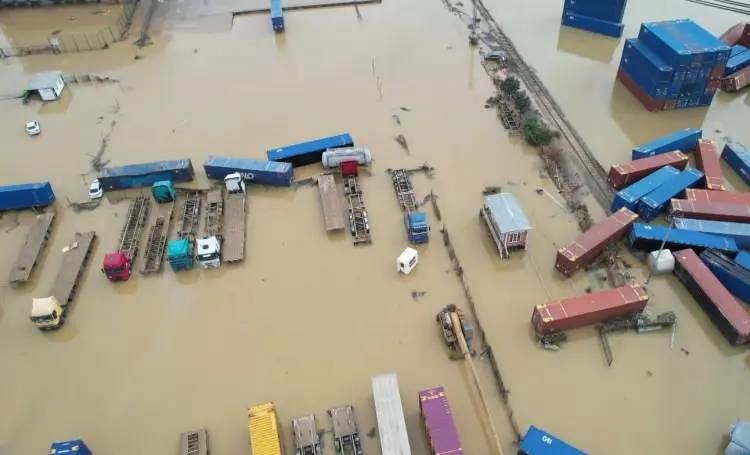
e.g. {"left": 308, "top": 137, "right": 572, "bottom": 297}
{"left": 0, "top": 0, "right": 139, "bottom": 58}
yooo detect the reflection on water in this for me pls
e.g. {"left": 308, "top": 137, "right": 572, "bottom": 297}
{"left": 556, "top": 26, "right": 621, "bottom": 63}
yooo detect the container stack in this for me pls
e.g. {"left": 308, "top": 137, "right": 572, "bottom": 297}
{"left": 617, "top": 19, "right": 731, "bottom": 111}
{"left": 561, "top": 0, "right": 627, "bottom": 38}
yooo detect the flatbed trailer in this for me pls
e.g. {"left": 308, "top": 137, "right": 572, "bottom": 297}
{"left": 328, "top": 405, "right": 363, "bottom": 455}
{"left": 292, "top": 415, "right": 322, "bottom": 455}
{"left": 178, "top": 191, "right": 202, "bottom": 238}
{"left": 51, "top": 231, "right": 96, "bottom": 306}
{"left": 318, "top": 173, "right": 345, "bottom": 231}
{"left": 9, "top": 211, "right": 55, "bottom": 284}
{"left": 390, "top": 169, "right": 418, "bottom": 212}
{"left": 118, "top": 196, "right": 151, "bottom": 264}
{"left": 344, "top": 172, "right": 371, "bottom": 245}
{"left": 222, "top": 189, "right": 246, "bottom": 263}
{"left": 204, "top": 188, "right": 224, "bottom": 238}
{"left": 141, "top": 200, "right": 175, "bottom": 273}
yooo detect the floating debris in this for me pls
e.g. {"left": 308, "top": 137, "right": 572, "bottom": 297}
{"left": 394, "top": 134, "right": 410, "bottom": 153}
{"left": 411, "top": 290, "right": 427, "bottom": 301}
{"left": 392, "top": 113, "right": 401, "bottom": 126}
{"left": 483, "top": 186, "right": 503, "bottom": 195}
{"left": 67, "top": 197, "right": 101, "bottom": 212}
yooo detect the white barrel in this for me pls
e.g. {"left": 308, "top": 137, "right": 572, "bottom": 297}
{"left": 321, "top": 147, "right": 372, "bottom": 168}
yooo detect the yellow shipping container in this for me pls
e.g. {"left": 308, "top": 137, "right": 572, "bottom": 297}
{"left": 248, "top": 402, "right": 283, "bottom": 455}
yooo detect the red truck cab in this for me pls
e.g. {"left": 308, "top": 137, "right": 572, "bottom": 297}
{"left": 340, "top": 160, "right": 358, "bottom": 177}
{"left": 102, "top": 252, "right": 130, "bottom": 281}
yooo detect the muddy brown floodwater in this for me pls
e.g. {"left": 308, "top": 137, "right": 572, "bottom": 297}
{"left": 0, "top": 0, "right": 748, "bottom": 454}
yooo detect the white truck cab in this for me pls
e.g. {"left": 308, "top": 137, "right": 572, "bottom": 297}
{"left": 196, "top": 236, "right": 221, "bottom": 268}
{"left": 397, "top": 247, "right": 419, "bottom": 275}
{"left": 30, "top": 297, "right": 63, "bottom": 330}
{"left": 224, "top": 172, "right": 246, "bottom": 194}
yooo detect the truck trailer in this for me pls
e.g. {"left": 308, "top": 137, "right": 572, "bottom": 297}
{"left": 98, "top": 159, "right": 195, "bottom": 191}
{"left": 102, "top": 196, "right": 150, "bottom": 281}
{"left": 0, "top": 181, "right": 55, "bottom": 211}
{"left": 372, "top": 373, "right": 411, "bottom": 455}
{"left": 267, "top": 133, "right": 354, "bottom": 167}
{"left": 203, "top": 155, "right": 294, "bottom": 186}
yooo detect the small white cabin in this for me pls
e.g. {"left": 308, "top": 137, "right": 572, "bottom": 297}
{"left": 397, "top": 247, "right": 418, "bottom": 275}
{"left": 481, "top": 192, "right": 532, "bottom": 259}
{"left": 24, "top": 71, "right": 65, "bottom": 102}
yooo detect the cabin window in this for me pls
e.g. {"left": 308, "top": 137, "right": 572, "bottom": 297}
{"left": 508, "top": 232, "right": 521, "bottom": 244}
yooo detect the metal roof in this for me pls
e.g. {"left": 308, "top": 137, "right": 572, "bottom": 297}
{"left": 24, "top": 71, "right": 63, "bottom": 91}
{"left": 484, "top": 193, "right": 532, "bottom": 233}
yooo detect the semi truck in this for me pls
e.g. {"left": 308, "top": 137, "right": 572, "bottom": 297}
{"left": 196, "top": 188, "right": 222, "bottom": 268}
{"left": 292, "top": 415, "right": 322, "bottom": 455}
{"left": 221, "top": 173, "right": 247, "bottom": 263}
{"left": 102, "top": 196, "right": 150, "bottom": 281}
{"left": 328, "top": 405, "right": 363, "bottom": 455}
{"left": 0, "top": 181, "right": 55, "bottom": 211}
{"left": 248, "top": 402, "right": 283, "bottom": 455}
{"left": 390, "top": 169, "right": 429, "bottom": 244}
{"left": 204, "top": 156, "right": 294, "bottom": 187}
{"left": 168, "top": 190, "right": 202, "bottom": 271}
{"left": 151, "top": 180, "right": 176, "bottom": 202}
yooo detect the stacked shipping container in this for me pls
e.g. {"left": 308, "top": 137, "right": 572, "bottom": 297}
{"left": 721, "top": 143, "right": 750, "bottom": 185}
{"left": 561, "top": 0, "right": 627, "bottom": 38}
{"left": 618, "top": 20, "right": 731, "bottom": 111}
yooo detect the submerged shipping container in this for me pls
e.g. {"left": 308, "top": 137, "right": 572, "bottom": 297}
{"left": 627, "top": 222, "right": 738, "bottom": 255}
{"left": 619, "top": 38, "right": 674, "bottom": 100}
{"left": 638, "top": 20, "right": 730, "bottom": 70}
{"left": 721, "top": 66, "right": 750, "bottom": 92}
{"left": 617, "top": 68, "right": 666, "bottom": 111}
{"left": 735, "top": 251, "right": 750, "bottom": 271}
{"left": 419, "top": 387, "right": 463, "bottom": 455}
{"left": 611, "top": 165, "right": 679, "bottom": 212}
{"left": 671, "top": 199, "right": 750, "bottom": 223}
{"left": 531, "top": 284, "right": 648, "bottom": 334}
{"left": 555, "top": 208, "right": 638, "bottom": 276}
{"left": 562, "top": 11, "right": 624, "bottom": 38}
{"left": 724, "top": 50, "right": 750, "bottom": 76}
{"left": 266, "top": 133, "right": 354, "bottom": 167}
{"left": 519, "top": 426, "right": 587, "bottom": 455}
{"left": 701, "top": 249, "right": 750, "bottom": 302}
{"left": 563, "top": 0, "right": 627, "bottom": 23}
{"left": 673, "top": 248, "right": 750, "bottom": 345}
{"left": 631, "top": 128, "right": 702, "bottom": 159}
{"left": 637, "top": 168, "right": 703, "bottom": 221}
{"left": 270, "top": 0, "right": 284, "bottom": 32}
{"left": 372, "top": 373, "right": 412, "bottom": 455}
{"left": 98, "top": 159, "right": 194, "bottom": 191}
{"left": 695, "top": 139, "right": 725, "bottom": 190}
{"left": 721, "top": 142, "right": 750, "bottom": 185}
{"left": 608, "top": 151, "right": 688, "bottom": 189}
{"left": 203, "top": 156, "right": 294, "bottom": 186}
{"left": 0, "top": 181, "right": 54, "bottom": 211}
{"left": 675, "top": 218, "right": 750, "bottom": 248}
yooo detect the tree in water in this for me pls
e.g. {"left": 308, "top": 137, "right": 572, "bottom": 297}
{"left": 513, "top": 90, "right": 531, "bottom": 114}
{"left": 500, "top": 75, "right": 520, "bottom": 95}
{"left": 522, "top": 115, "right": 559, "bottom": 147}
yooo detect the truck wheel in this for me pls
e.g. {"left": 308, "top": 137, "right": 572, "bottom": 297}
{"left": 335, "top": 439, "right": 341, "bottom": 452}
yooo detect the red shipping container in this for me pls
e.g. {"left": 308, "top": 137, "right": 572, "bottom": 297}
{"left": 531, "top": 284, "right": 649, "bottom": 334}
{"left": 685, "top": 189, "right": 750, "bottom": 205}
{"left": 607, "top": 151, "right": 688, "bottom": 189}
{"left": 616, "top": 69, "right": 666, "bottom": 112}
{"left": 555, "top": 208, "right": 639, "bottom": 276}
{"left": 710, "top": 64, "right": 724, "bottom": 79}
{"left": 673, "top": 249, "right": 750, "bottom": 345}
{"left": 671, "top": 199, "right": 750, "bottom": 223}
{"left": 694, "top": 139, "right": 725, "bottom": 191}
{"left": 720, "top": 22, "right": 750, "bottom": 46}
{"left": 721, "top": 67, "right": 750, "bottom": 93}
{"left": 704, "top": 78, "right": 719, "bottom": 95}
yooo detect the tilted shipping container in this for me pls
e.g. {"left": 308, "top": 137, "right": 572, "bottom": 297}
{"left": 266, "top": 133, "right": 354, "bottom": 167}
{"left": 675, "top": 218, "right": 750, "bottom": 248}
{"left": 721, "top": 142, "right": 750, "bottom": 185}
{"left": 701, "top": 249, "right": 750, "bottom": 302}
{"left": 627, "top": 222, "right": 738, "bottom": 255}
{"left": 531, "top": 284, "right": 649, "bottom": 334}
{"left": 203, "top": 155, "right": 294, "bottom": 186}
{"left": 519, "top": 426, "right": 587, "bottom": 455}
{"left": 671, "top": 199, "right": 750, "bottom": 223}
{"left": 0, "top": 181, "right": 55, "bottom": 211}
{"left": 673, "top": 248, "right": 750, "bottom": 345}
{"left": 619, "top": 39, "right": 674, "bottom": 100}
{"left": 637, "top": 168, "right": 703, "bottom": 221}
{"left": 638, "top": 19, "right": 731, "bottom": 69}
{"left": 686, "top": 189, "right": 750, "bottom": 205}
{"left": 735, "top": 250, "right": 750, "bottom": 271}
{"left": 555, "top": 208, "right": 638, "bottom": 276}
{"left": 724, "top": 51, "right": 750, "bottom": 76}
{"left": 611, "top": 165, "right": 679, "bottom": 212}
{"left": 608, "top": 151, "right": 688, "bottom": 189}
{"left": 98, "top": 159, "right": 195, "bottom": 191}
{"left": 695, "top": 139, "right": 725, "bottom": 191}
{"left": 631, "top": 128, "right": 702, "bottom": 159}
{"left": 419, "top": 387, "right": 463, "bottom": 455}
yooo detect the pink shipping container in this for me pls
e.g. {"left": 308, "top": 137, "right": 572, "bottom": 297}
{"left": 685, "top": 189, "right": 750, "bottom": 205}
{"left": 608, "top": 151, "right": 688, "bottom": 189}
{"left": 721, "top": 66, "right": 750, "bottom": 92}
{"left": 419, "top": 387, "right": 463, "bottom": 455}
{"left": 671, "top": 199, "right": 750, "bottom": 223}
{"left": 695, "top": 139, "right": 725, "bottom": 191}
{"left": 555, "top": 208, "right": 639, "bottom": 276}
{"left": 531, "top": 284, "right": 649, "bottom": 334}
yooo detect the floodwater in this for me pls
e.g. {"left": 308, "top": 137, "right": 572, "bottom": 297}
{"left": 0, "top": 0, "right": 747, "bottom": 454}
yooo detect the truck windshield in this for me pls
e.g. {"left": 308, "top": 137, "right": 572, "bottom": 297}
{"left": 106, "top": 266, "right": 123, "bottom": 274}
{"left": 198, "top": 253, "right": 218, "bottom": 261}
{"left": 30, "top": 311, "right": 55, "bottom": 323}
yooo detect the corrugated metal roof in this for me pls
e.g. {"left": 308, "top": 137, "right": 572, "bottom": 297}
{"left": 484, "top": 193, "right": 531, "bottom": 233}
{"left": 24, "top": 71, "right": 63, "bottom": 91}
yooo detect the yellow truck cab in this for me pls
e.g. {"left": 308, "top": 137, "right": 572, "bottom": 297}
{"left": 30, "top": 297, "right": 63, "bottom": 330}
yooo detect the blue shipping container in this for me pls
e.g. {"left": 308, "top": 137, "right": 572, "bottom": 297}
{"left": 700, "top": 249, "right": 750, "bottom": 302}
{"left": 619, "top": 39, "right": 673, "bottom": 99}
{"left": 518, "top": 426, "right": 586, "bottom": 455}
{"left": 628, "top": 223, "right": 738, "bottom": 255}
{"left": 638, "top": 20, "right": 731, "bottom": 69}
{"left": 735, "top": 251, "right": 750, "bottom": 271}
{"left": 611, "top": 165, "right": 679, "bottom": 212}
{"left": 563, "top": 0, "right": 627, "bottom": 24}
{"left": 203, "top": 156, "right": 294, "bottom": 186}
{"left": 631, "top": 127, "right": 702, "bottom": 159}
{"left": 49, "top": 440, "right": 92, "bottom": 455}
{"left": 562, "top": 12, "right": 624, "bottom": 38}
{"left": 724, "top": 51, "right": 750, "bottom": 76}
{"left": 98, "top": 159, "right": 195, "bottom": 191}
{"left": 266, "top": 133, "right": 354, "bottom": 167}
{"left": 0, "top": 181, "right": 55, "bottom": 211}
{"left": 271, "top": 0, "right": 284, "bottom": 31}
{"left": 637, "top": 168, "right": 703, "bottom": 221}
{"left": 721, "top": 142, "right": 750, "bottom": 185}
{"left": 730, "top": 45, "right": 748, "bottom": 59}
{"left": 675, "top": 218, "right": 750, "bottom": 249}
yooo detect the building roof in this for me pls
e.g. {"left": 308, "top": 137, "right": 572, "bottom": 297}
{"left": 24, "top": 71, "right": 63, "bottom": 91}
{"left": 484, "top": 192, "right": 532, "bottom": 233}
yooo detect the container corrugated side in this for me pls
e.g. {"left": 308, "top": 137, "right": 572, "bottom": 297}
{"left": 637, "top": 168, "right": 703, "bottom": 221}
{"left": 619, "top": 39, "right": 673, "bottom": 99}
{"left": 563, "top": 0, "right": 627, "bottom": 23}
{"left": 724, "top": 51, "right": 750, "bottom": 76}
{"left": 0, "top": 181, "right": 55, "bottom": 210}
{"left": 266, "top": 133, "right": 354, "bottom": 167}
{"left": 627, "top": 222, "right": 738, "bottom": 255}
{"left": 695, "top": 139, "right": 725, "bottom": 190}
{"left": 248, "top": 403, "right": 283, "bottom": 455}
{"left": 631, "top": 127, "right": 702, "bottom": 159}
{"left": 617, "top": 68, "right": 667, "bottom": 111}
{"left": 686, "top": 189, "right": 750, "bottom": 205}
{"left": 98, "top": 159, "right": 195, "bottom": 190}
{"left": 419, "top": 387, "right": 463, "bottom": 455}
{"left": 675, "top": 218, "right": 750, "bottom": 248}
{"left": 203, "top": 155, "right": 294, "bottom": 186}
{"left": 701, "top": 249, "right": 750, "bottom": 302}
{"left": 721, "top": 142, "right": 750, "bottom": 185}
{"left": 671, "top": 199, "right": 750, "bottom": 223}
{"left": 531, "top": 284, "right": 649, "bottom": 334}
{"left": 735, "top": 250, "right": 750, "bottom": 271}
{"left": 555, "top": 208, "right": 639, "bottom": 276}
{"left": 611, "top": 165, "right": 679, "bottom": 212}
{"left": 562, "top": 11, "right": 624, "bottom": 38}
{"left": 608, "top": 151, "right": 688, "bottom": 189}
{"left": 639, "top": 20, "right": 731, "bottom": 69}
{"left": 673, "top": 248, "right": 750, "bottom": 345}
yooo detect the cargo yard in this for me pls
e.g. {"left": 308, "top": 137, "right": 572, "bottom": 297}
{"left": 1, "top": 0, "right": 750, "bottom": 454}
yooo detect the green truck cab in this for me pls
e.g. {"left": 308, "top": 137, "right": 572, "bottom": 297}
{"left": 151, "top": 180, "right": 176, "bottom": 203}
{"left": 167, "top": 238, "right": 193, "bottom": 271}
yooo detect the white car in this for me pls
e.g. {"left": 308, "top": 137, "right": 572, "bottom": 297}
{"left": 25, "top": 121, "right": 41, "bottom": 136}
{"left": 88, "top": 179, "right": 103, "bottom": 199}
